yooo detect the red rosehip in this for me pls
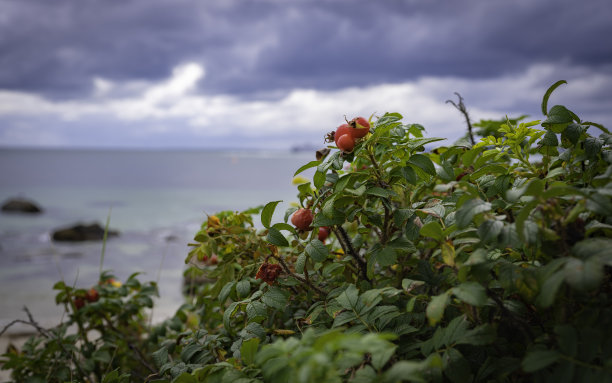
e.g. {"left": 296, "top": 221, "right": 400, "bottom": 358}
{"left": 336, "top": 134, "right": 355, "bottom": 153}
{"left": 318, "top": 226, "right": 330, "bottom": 242}
{"left": 74, "top": 297, "right": 85, "bottom": 310}
{"left": 209, "top": 254, "right": 219, "bottom": 265}
{"left": 334, "top": 124, "right": 353, "bottom": 146}
{"left": 349, "top": 117, "right": 370, "bottom": 138}
{"left": 85, "top": 288, "right": 99, "bottom": 303}
{"left": 291, "top": 208, "right": 314, "bottom": 231}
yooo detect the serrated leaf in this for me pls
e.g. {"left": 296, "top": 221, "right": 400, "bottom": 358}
{"left": 266, "top": 227, "right": 289, "bottom": 247}
{"left": 306, "top": 239, "right": 329, "bottom": 263}
{"left": 261, "top": 287, "right": 289, "bottom": 310}
{"left": 294, "top": 160, "right": 321, "bottom": 176}
{"left": 420, "top": 221, "right": 443, "bottom": 240}
{"left": 540, "top": 130, "right": 559, "bottom": 146}
{"left": 452, "top": 282, "right": 487, "bottom": 306}
{"left": 223, "top": 302, "right": 240, "bottom": 334}
{"left": 240, "top": 337, "right": 260, "bottom": 365}
{"left": 426, "top": 291, "right": 450, "bottom": 326}
{"left": 522, "top": 350, "right": 561, "bottom": 373}
{"left": 455, "top": 199, "right": 491, "bottom": 228}
{"left": 219, "top": 281, "right": 236, "bottom": 304}
{"left": 408, "top": 153, "right": 436, "bottom": 176}
{"left": 261, "top": 201, "right": 282, "bottom": 229}
{"left": 564, "top": 257, "right": 604, "bottom": 292}
{"left": 478, "top": 220, "right": 503, "bottom": 243}
{"left": 236, "top": 280, "right": 251, "bottom": 299}
{"left": 181, "top": 343, "right": 203, "bottom": 363}
{"left": 541, "top": 80, "right": 567, "bottom": 115}
{"left": 295, "top": 254, "right": 306, "bottom": 274}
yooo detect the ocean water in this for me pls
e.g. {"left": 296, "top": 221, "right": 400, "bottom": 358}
{"left": 0, "top": 148, "right": 314, "bottom": 332}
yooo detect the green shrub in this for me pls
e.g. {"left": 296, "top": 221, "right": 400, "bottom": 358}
{"left": 2, "top": 81, "right": 611, "bottom": 382}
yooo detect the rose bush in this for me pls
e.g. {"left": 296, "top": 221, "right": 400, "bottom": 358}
{"left": 2, "top": 81, "right": 611, "bottom": 382}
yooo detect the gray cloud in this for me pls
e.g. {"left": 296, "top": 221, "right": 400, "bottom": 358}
{"left": 1, "top": 0, "right": 611, "bottom": 98}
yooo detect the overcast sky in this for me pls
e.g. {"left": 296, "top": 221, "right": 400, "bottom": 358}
{"left": 1, "top": 0, "right": 611, "bottom": 149}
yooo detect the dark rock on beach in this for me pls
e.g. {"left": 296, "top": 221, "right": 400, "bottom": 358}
{"left": 52, "top": 223, "right": 119, "bottom": 242}
{"left": 1, "top": 198, "right": 43, "bottom": 214}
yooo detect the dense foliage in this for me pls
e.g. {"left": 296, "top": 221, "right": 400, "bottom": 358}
{"left": 2, "top": 81, "right": 612, "bottom": 382}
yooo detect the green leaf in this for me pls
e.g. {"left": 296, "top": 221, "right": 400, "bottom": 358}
{"left": 294, "top": 160, "right": 321, "bottom": 176}
{"left": 313, "top": 170, "right": 326, "bottom": 189}
{"left": 541, "top": 80, "right": 567, "bottom": 116}
{"left": 261, "top": 201, "right": 282, "bottom": 228}
{"left": 456, "top": 324, "right": 496, "bottom": 346}
{"left": 181, "top": 343, "right": 203, "bottom": 363}
{"left": 540, "top": 130, "right": 559, "bottom": 146}
{"left": 452, "top": 282, "right": 487, "bottom": 307}
{"left": 564, "top": 257, "right": 604, "bottom": 292}
{"left": 236, "top": 280, "right": 251, "bottom": 299}
{"left": 585, "top": 137, "right": 603, "bottom": 160}
{"left": 455, "top": 199, "right": 491, "bottom": 228}
{"left": 312, "top": 210, "right": 345, "bottom": 226}
{"left": 152, "top": 347, "right": 169, "bottom": 368}
{"left": 572, "top": 238, "right": 612, "bottom": 265}
{"left": 521, "top": 350, "right": 561, "bottom": 373}
{"left": 478, "top": 220, "right": 503, "bottom": 243}
{"left": 420, "top": 221, "right": 443, "bottom": 241}
{"left": 306, "top": 239, "right": 329, "bottom": 263}
{"left": 542, "top": 105, "right": 574, "bottom": 131}
{"left": 383, "top": 361, "right": 424, "bottom": 382}
{"left": 240, "top": 337, "right": 260, "bottom": 365}
{"left": 336, "top": 284, "right": 368, "bottom": 314}
{"left": 172, "top": 372, "right": 197, "bottom": 383}
{"left": 535, "top": 269, "right": 566, "bottom": 309}
{"left": 426, "top": 291, "right": 450, "bottom": 326}
{"left": 266, "top": 227, "right": 289, "bottom": 247}
{"left": 562, "top": 123, "right": 582, "bottom": 145}
{"left": 261, "top": 287, "right": 289, "bottom": 310}
{"left": 223, "top": 302, "right": 240, "bottom": 334}
{"left": 401, "top": 166, "right": 417, "bottom": 185}
{"left": 408, "top": 153, "right": 436, "bottom": 176}
{"left": 219, "top": 281, "right": 236, "bottom": 304}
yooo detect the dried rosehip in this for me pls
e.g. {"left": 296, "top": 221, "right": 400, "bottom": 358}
{"left": 256, "top": 263, "right": 283, "bottom": 285}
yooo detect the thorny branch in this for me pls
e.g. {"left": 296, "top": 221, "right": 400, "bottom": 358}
{"left": 446, "top": 92, "right": 475, "bottom": 146}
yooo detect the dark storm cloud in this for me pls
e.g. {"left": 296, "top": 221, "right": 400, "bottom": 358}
{"left": 1, "top": 0, "right": 611, "bottom": 98}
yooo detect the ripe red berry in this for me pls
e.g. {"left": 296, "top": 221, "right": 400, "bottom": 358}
{"left": 349, "top": 117, "right": 370, "bottom": 138}
{"left": 318, "top": 226, "right": 330, "bottom": 242}
{"left": 74, "top": 297, "right": 85, "bottom": 310}
{"left": 336, "top": 134, "right": 355, "bottom": 153}
{"left": 291, "top": 208, "right": 314, "bottom": 230}
{"left": 334, "top": 124, "right": 353, "bottom": 146}
{"left": 85, "top": 288, "right": 99, "bottom": 303}
{"left": 209, "top": 254, "right": 219, "bottom": 265}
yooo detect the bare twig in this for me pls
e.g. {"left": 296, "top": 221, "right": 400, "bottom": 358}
{"left": 272, "top": 253, "right": 328, "bottom": 297}
{"left": 446, "top": 92, "right": 475, "bottom": 146}
{"left": 335, "top": 226, "right": 370, "bottom": 283}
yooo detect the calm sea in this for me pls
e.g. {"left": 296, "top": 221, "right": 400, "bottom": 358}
{"left": 0, "top": 148, "right": 314, "bottom": 332}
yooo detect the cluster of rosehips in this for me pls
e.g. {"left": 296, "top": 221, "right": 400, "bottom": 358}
{"left": 73, "top": 287, "right": 99, "bottom": 310}
{"left": 200, "top": 254, "right": 219, "bottom": 265}
{"left": 332, "top": 116, "right": 371, "bottom": 153}
{"left": 256, "top": 262, "right": 283, "bottom": 285}
{"left": 290, "top": 208, "right": 330, "bottom": 242}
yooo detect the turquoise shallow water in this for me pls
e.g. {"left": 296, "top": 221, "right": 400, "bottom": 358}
{"left": 0, "top": 148, "right": 315, "bottom": 332}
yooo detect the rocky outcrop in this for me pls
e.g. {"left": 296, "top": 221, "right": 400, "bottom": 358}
{"left": 52, "top": 223, "right": 119, "bottom": 242}
{"left": 1, "top": 198, "right": 43, "bottom": 214}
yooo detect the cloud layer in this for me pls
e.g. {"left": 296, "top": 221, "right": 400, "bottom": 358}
{"left": 1, "top": 61, "right": 609, "bottom": 148}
